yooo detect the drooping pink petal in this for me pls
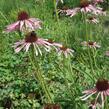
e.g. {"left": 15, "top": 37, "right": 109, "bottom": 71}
{"left": 35, "top": 43, "right": 42, "bottom": 55}
{"left": 33, "top": 43, "right": 38, "bottom": 56}
{"left": 13, "top": 40, "right": 25, "bottom": 48}
{"left": 82, "top": 88, "right": 97, "bottom": 94}
{"left": 25, "top": 20, "right": 34, "bottom": 31}
{"left": 5, "top": 21, "right": 20, "bottom": 32}
{"left": 28, "top": 18, "right": 42, "bottom": 29}
{"left": 105, "top": 90, "right": 109, "bottom": 95}
{"left": 15, "top": 43, "right": 26, "bottom": 53}
{"left": 25, "top": 43, "right": 31, "bottom": 52}
{"left": 19, "top": 21, "right": 24, "bottom": 31}
{"left": 80, "top": 91, "right": 97, "bottom": 101}
{"left": 65, "top": 8, "right": 80, "bottom": 17}
{"left": 101, "top": 92, "right": 105, "bottom": 108}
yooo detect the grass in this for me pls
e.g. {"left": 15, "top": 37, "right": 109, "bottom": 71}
{"left": 0, "top": 0, "right": 109, "bottom": 109}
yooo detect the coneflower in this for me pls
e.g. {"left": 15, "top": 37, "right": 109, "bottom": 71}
{"left": 60, "top": 0, "right": 106, "bottom": 17}
{"left": 86, "top": 17, "right": 99, "bottom": 24}
{"left": 81, "top": 41, "right": 101, "bottom": 48}
{"left": 80, "top": 79, "right": 109, "bottom": 108}
{"left": 57, "top": 45, "right": 74, "bottom": 58}
{"left": 13, "top": 31, "right": 51, "bottom": 56}
{"left": 5, "top": 11, "right": 42, "bottom": 33}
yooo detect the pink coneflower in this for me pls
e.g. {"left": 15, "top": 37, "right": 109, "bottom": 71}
{"left": 81, "top": 41, "right": 101, "bottom": 48}
{"left": 92, "top": 7, "right": 106, "bottom": 15}
{"left": 43, "top": 103, "right": 61, "bottom": 109}
{"left": 80, "top": 0, "right": 95, "bottom": 13}
{"left": 105, "top": 51, "right": 109, "bottom": 56}
{"left": 86, "top": 17, "right": 99, "bottom": 24}
{"left": 60, "top": 0, "right": 106, "bottom": 17}
{"left": 80, "top": 79, "right": 109, "bottom": 108}
{"left": 64, "top": 8, "right": 80, "bottom": 17}
{"left": 57, "top": 46, "right": 74, "bottom": 58}
{"left": 13, "top": 31, "right": 51, "bottom": 56}
{"left": 5, "top": 11, "right": 42, "bottom": 33}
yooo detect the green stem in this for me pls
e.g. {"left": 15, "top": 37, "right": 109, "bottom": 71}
{"left": 105, "top": 97, "right": 108, "bottom": 109}
{"left": 54, "top": 0, "right": 59, "bottom": 21}
{"left": 92, "top": 48, "right": 99, "bottom": 70}
{"left": 28, "top": 52, "right": 53, "bottom": 103}
{"left": 83, "top": 13, "right": 96, "bottom": 79}
{"left": 66, "top": 57, "right": 74, "bottom": 82}
{"left": 88, "top": 49, "right": 94, "bottom": 71}
{"left": 85, "top": 14, "right": 88, "bottom": 41}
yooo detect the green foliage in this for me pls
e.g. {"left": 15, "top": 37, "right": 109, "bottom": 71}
{"left": 0, "top": 0, "right": 109, "bottom": 109}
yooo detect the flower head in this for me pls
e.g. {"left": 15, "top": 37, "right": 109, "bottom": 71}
{"left": 64, "top": 8, "right": 80, "bottom": 17}
{"left": 79, "top": 0, "right": 105, "bottom": 14}
{"left": 60, "top": 0, "right": 106, "bottom": 17}
{"left": 80, "top": 0, "right": 90, "bottom": 8}
{"left": 80, "top": 79, "right": 109, "bottom": 108}
{"left": 57, "top": 45, "right": 74, "bottom": 58}
{"left": 17, "top": 11, "right": 29, "bottom": 20}
{"left": 5, "top": 11, "right": 42, "bottom": 33}
{"left": 81, "top": 41, "right": 101, "bottom": 48}
{"left": 92, "top": 7, "right": 106, "bottom": 15}
{"left": 86, "top": 17, "right": 99, "bottom": 24}
{"left": 79, "top": 0, "right": 93, "bottom": 13}
{"left": 13, "top": 31, "right": 51, "bottom": 56}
